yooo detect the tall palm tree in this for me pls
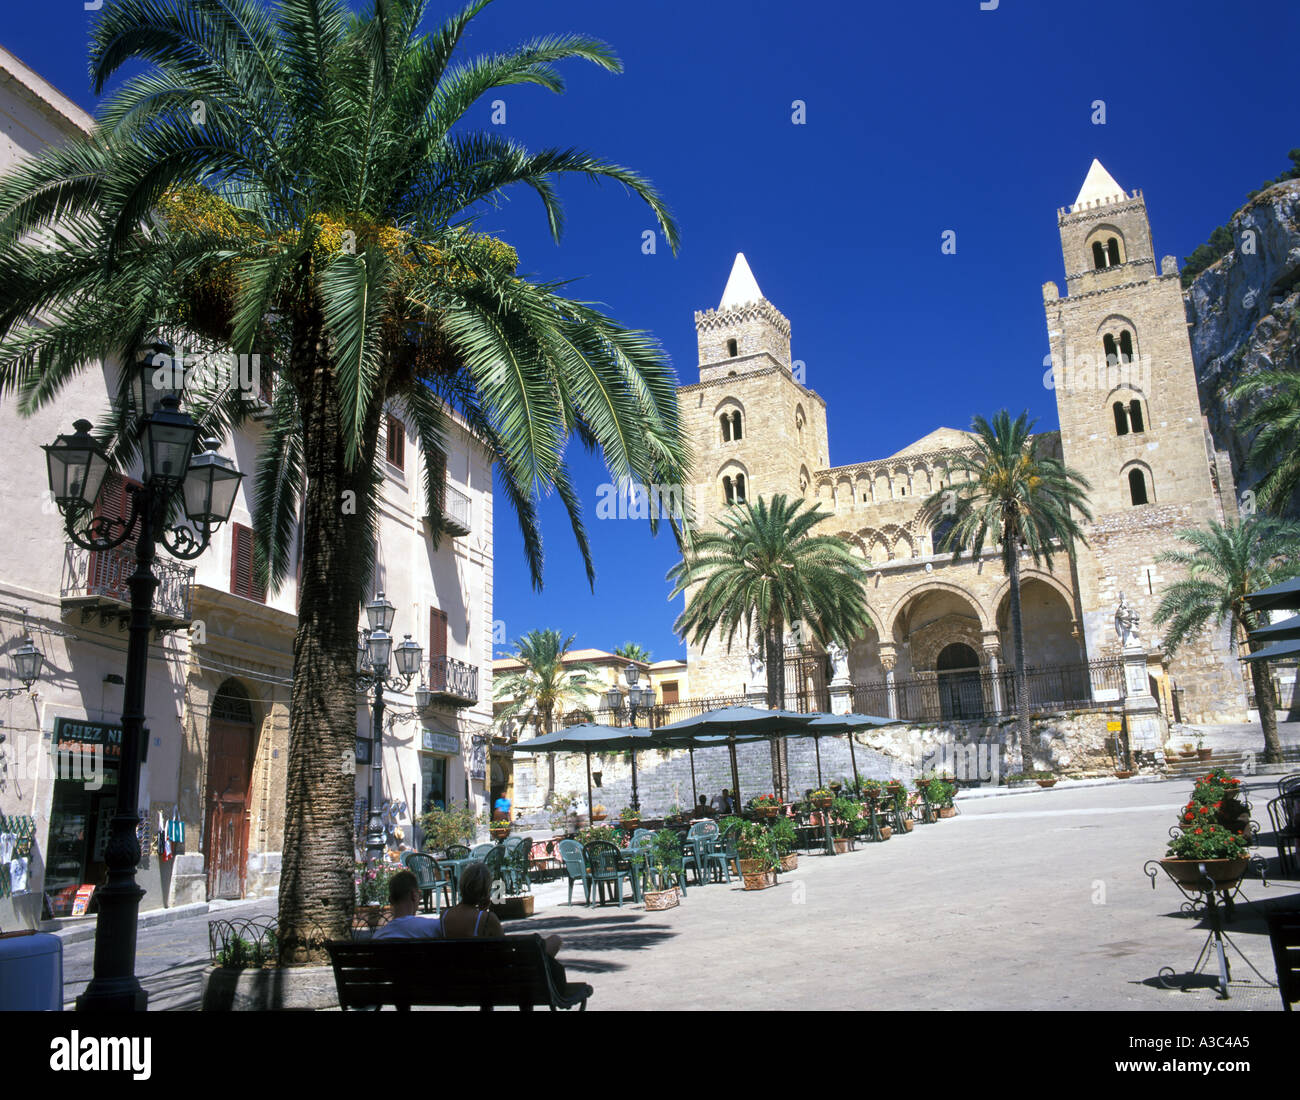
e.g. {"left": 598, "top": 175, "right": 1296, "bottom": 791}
{"left": 613, "top": 642, "right": 652, "bottom": 663}
{"left": 924, "top": 411, "right": 1092, "bottom": 774}
{"left": 667, "top": 494, "right": 873, "bottom": 797}
{"left": 1153, "top": 517, "right": 1300, "bottom": 765}
{"left": 1230, "top": 370, "right": 1300, "bottom": 517}
{"left": 0, "top": 0, "right": 685, "bottom": 959}
{"left": 494, "top": 629, "right": 599, "bottom": 800}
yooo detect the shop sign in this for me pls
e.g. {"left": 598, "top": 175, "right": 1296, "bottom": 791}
{"left": 52, "top": 717, "right": 123, "bottom": 759}
{"left": 421, "top": 730, "right": 459, "bottom": 756}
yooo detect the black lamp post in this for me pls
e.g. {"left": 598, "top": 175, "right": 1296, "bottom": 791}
{"left": 602, "top": 664, "right": 655, "bottom": 810}
{"left": 1, "top": 609, "right": 45, "bottom": 699}
{"left": 357, "top": 592, "right": 422, "bottom": 862}
{"left": 43, "top": 343, "right": 242, "bottom": 1012}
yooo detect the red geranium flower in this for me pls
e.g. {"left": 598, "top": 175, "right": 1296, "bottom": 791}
{"left": 1199, "top": 806, "right": 1209, "bottom": 815}
{"left": 1184, "top": 813, "right": 1193, "bottom": 822}
{"left": 1194, "top": 828, "right": 1203, "bottom": 834}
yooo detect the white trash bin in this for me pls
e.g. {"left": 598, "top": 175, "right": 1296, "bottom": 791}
{"left": 0, "top": 931, "right": 64, "bottom": 1010}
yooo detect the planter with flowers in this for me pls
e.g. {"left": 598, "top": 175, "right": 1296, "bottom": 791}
{"left": 619, "top": 805, "right": 640, "bottom": 829}
{"left": 750, "top": 794, "right": 782, "bottom": 819}
{"left": 770, "top": 817, "right": 799, "bottom": 871}
{"left": 353, "top": 861, "right": 399, "bottom": 928}
{"left": 1155, "top": 768, "right": 1254, "bottom": 890}
{"left": 810, "top": 788, "right": 833, "bottom": 810}
{"left": 830, "top": 797, "right": 860, "bottom": 853}
{"left": 736, "top": 821, "right": 778, "bottom": 889}
{"left": 590, "top": 804, "right": 608, "bottom": 823}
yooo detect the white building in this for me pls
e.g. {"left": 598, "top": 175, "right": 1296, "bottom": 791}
{"left": 0, "top": 46, "right": 494, "bottom": 929}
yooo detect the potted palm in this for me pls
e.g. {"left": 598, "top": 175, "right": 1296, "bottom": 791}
{"left": 736, "top": 821, "right": 778, "bottom": 890}
{"left": 830, "top": 797, "right": 859, "bottom": 853}
{"left": 643, "top": 829, "right": 682, "bottom": 911}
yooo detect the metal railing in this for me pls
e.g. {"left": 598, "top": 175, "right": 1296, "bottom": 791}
{"left": 850, "top": 658, "right": 1126, "bottom": 723}
{"left": 430, "top": 481, "right": 471, "bottom": 536}
{"left": 425, "top": 654, "right": 478, "bottom": 705}
{"left": 61, "top": 541, "right": 195, "bottom": 624}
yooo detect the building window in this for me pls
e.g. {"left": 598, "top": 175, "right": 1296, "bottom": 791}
{"left": 1119, "top": 330, "right": 1133, "bottom": 361}
{"left": 661, "top": 681, "right": 679, "bottom": 705}
{"left": 720, "top": 415, "right": 731, "bottom": 443}
{"left": 230, "top": 523, "right": 267, "bottom": 603}
{"left": 723, "top": 476, "right": 734, "bottom": 505}
{"left": 1128, "top": 399, "right": 1144, "bottom": 433}
{"left": 385, "top": 414, "right": 405, "bottom": 470}
{"left": 1113, "top": 401, "right": 1129, "bottom": 436}
{"left": 726, "top": 338, "right": 738, "bottom": 358}
{"left": 730, "top": 411, "right": 742, "bottom": 441}
{"left": 1128, "top": 468, "right": 1149, "bottom": 506}
{"left": 1092, "top": 241, "right": 1107, "bottom": 270}
{"left": 734, "top": 474, "right": 746, "bottom": 503}
{"left": 1107, "top": 238, "right": 1121, "bottom": 266}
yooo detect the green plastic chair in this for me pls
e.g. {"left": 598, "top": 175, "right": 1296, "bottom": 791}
{"left": 557, "top": 838, "right": 591, "bottom": 906}
{"left": 401, "top": 851, "right": 452, "bottom": 914}
{"left": 586, "top": 841, "right": 636, "bottom": 907}
{"left": 469, "top": 843, "right": 495, "bottom": 861}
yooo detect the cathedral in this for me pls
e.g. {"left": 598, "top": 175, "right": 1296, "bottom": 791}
{"left": 678, "top": 160, "right": 1248, "bottom": 729}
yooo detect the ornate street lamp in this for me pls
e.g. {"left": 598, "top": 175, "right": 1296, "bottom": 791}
{"left": 2, "top": 610, "right": 44, "bottom": 699}
{"left": 43, "top": 343, "right": 242, "bottom": 1012}
{"left": 601, "top": 664, "right": 655, "bottom": 810}
{"left": 357, "top": 598, "right": 422, "bottom": 862}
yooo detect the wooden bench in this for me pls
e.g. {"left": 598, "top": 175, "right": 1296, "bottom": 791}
{"left": 1265, "top": 910, "right": 1300, "bottom": 1012}
{"left": 325, "top": 935, "right": 592, "bottom": 1011}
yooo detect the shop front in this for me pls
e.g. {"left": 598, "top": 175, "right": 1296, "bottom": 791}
{"left": 418, "top": 728, "right": 458, "bottom": 813}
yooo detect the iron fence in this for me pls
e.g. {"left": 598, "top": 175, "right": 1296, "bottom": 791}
{"left": 61, "top": 541, "right": 194, "bottom": 624}
{"left": 426, "top": 654, "right": 478, "bottom": 704}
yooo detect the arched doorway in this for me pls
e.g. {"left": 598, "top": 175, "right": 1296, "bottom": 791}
{"left": 205, "top": 679, "right": 255, "bottom": 900}
{"left": 936, "top": 643, "right": 983, "bottom": 720}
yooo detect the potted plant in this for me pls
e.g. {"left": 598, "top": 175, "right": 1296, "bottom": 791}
{"left": 590, "top": 804, "right": 608, "bottom": 822}
{"left": 750, "top": 793, "right": 781, "bottom": 819}
{"left": 1033, "top": 771, "right": 1057, "bottom": 788}
{"left": 417, "top": 801, "right": 478, "bottom": 853}
{"left": 1195, "top": 737, "right": 1213, "bottom": 762}
{"left": 640, "top": 829, "right": 682, "bottom": 910}
{"left": 810, "top": 787, "right": 833, "bottom": 810}
{"left": 1160, "top": 822, "right": 1251, "bottom": 889}
{"left": 577, "top": 824, "right": 617, "bottom": 849}
{"left": 1178, "top": 742, "right": 1197, "bottom": 760}
{"left": 830, "top": 797, "right": 859, "bottom": 853}
{"left": 736, "top": 821, "right": 778, "bottom": 889}
{"left": 770, "top": 816, "right": 798, "bottom": 871}
{"left": 353, "top": 861, "right": 398, "bottom": 928}
{"left": 1185, "top": 768, "right": 1251, "bottom": 834}
{"left": 619, "top": 805, "right": 640, "bottom": 828}
{"left": 1113, "top": 768, "right": 1135, "bottom": 778}
{"left": 489, "top": 819, "right": 511, "bottom": 841}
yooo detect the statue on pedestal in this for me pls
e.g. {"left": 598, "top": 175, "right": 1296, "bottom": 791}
{"left": 747, "top": 641, "right": 767, "bottom": 694}
{"left": 827, "top": 639, "right": 850, "bottom": 685}
{"left": 1115, "top": 593, "right": 1141, "bottom": 649}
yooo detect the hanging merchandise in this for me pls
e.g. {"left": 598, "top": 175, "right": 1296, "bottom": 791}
{"left": 158, "top": 811, "right": 172, "bottom": 863}
{"left": 166, "top": 809, "right": 185, "bottom": 846}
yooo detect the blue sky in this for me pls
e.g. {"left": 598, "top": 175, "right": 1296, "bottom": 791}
{"left": 5, "top": 0, "right": 1297, "bottom": 663}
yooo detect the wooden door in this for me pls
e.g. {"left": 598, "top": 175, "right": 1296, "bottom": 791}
{"left": 205, "top": 719, "right": 252, "bottom": 899}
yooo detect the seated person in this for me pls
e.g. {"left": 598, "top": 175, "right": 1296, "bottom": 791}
{"left": 442, "top": 862, "right": 567, "bottom": 981}
{"left": 710, "top": 788, "right": 733, "bottom": 815}
{"left": 372, "top": 869, "right": 443, "bottom": 939}
{"left": 692, "top": 794, "right": 713, "bottom": 819}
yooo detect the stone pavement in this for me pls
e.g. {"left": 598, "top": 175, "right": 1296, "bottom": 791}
{"left": 59, "top": 775, "right": 1298, "bottom": 1011}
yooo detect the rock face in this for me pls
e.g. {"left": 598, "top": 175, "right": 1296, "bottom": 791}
{"left": 1185, "top": 179, "right": 1300, "bottom": 515}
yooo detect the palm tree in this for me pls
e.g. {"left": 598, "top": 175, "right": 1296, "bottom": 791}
{"left": 494, "top": 630, "right": 599, "bottom": 800}
{"left": 1153, "top": 517, "right": 1300, "bottom": 765}
{"left": 613, "top": 642, "right": 652, "bottom": 663}
{"left": 923, "top": 411, "right": 1092, "bottom": 774}
{"left": 0, "top": 0, "right": 685, "bottom": 959}
{"left": 667, "top": 494, "right": 873, "bottom": 797}
{"left": 1230, "top": 370, "right": 1300, "bottom": 516}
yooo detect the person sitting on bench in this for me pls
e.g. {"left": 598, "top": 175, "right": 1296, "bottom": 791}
{"left": 442, "top": 862, "right": 567, "bottom": 983}
{"left": 372, "top": 869, "right": 443, "bottom": 940}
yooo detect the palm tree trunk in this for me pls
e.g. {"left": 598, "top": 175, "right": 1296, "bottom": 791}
{"left": 1006, "top": 531, "right": 1032, "bottom": 774}
{"left": 1243, "top": 629, "right": 1283, "bottom": 764}
{"left": 764, "top": 621, "right": 788, "bottom": 799}
{"left": 277, "top": 305, "right": 373, "bottom": 964}
{"left": 543, "top": 703, "right": 555, "bottom": 802}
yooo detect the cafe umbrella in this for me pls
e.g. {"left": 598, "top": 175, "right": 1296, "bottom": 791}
{"left": 803, "top": 713, "right": 900, "bottom": 791}
{"left": 508, "top": 723, "right": 662, "bottom": 820}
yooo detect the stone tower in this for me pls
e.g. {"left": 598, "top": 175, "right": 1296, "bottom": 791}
{"left": 1043, "top": 160, "right": 1244, "bottom": 722}
{"left": 676, "top": 254, "right": 829, "bottom": 697}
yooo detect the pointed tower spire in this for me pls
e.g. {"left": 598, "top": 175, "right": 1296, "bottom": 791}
{"left": 1072, "top": 159, "right": 1125, "bottom": 212}
{"left": 719, "top": 252, "right": 763, "bottom": 310}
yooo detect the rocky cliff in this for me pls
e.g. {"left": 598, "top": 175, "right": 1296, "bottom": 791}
{"left": 1185, "top": 178, "right": 1300, "bottom": 516}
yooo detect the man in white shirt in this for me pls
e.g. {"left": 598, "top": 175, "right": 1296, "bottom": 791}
{"left": 372, "top": 869, "right": 443, "bottom": 940}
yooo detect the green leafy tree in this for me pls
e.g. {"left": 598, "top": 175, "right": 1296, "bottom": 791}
{"left": 0, "top": 0, "right": 684, "bottom": 959}
{"left": 1153, "top": 518, "right": 1300, "bottom": 765}
{"left": 1230, "top": 370, "right": 1300, "bottom": 517}
{"left": 613, "top": 642, "right": 652, "bottom": 663}
{"left": 667, "top": 494, "right": 873, "bottom": 797}
{"left": 494, "top": 630, "right": 599, "bottom": 799}
{"left": 924, "top": 411, "right": 1092, "bottom": 774}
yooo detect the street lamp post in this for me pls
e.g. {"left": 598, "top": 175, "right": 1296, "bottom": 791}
{"left": 602, "top": 664, "right": 655, "bottom": 810}
{"left": 357, "top": 593, "right": 422, "bottom": 862}
{"left": 43, "top": 344, "right": 243, "bottom": 1012}
{"left": 1, "top": 609, "right": 44, "bottom": 699}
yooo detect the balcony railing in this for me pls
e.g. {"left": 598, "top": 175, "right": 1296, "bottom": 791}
{"left": 424, "top": 655, "right": 478, "bottom": 706}
{"left": 61, "top": 542, "right": 195, "bottom": 628}
{"left": 428, "top": 482, "right": 471, "bottom": 537}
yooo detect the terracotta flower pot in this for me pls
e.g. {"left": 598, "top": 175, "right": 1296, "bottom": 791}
{"left": 1113, "top": 770, "right": 1135, "bottom": 779}
{"left": 879, "top": 825, "right": 893, "bottom": 840}
{"left": 832, "top": 837, "right": 850, "bottom": 854}
{"left": 1196, "top": 749, "right": 1213, "bottom": 761}
{"left": 812, "top": 797, "right": 833, "bottom": 810}
{"left": 737, "top": 858, "right": 768, "bottom": 875}
{"left": 1036, "top": 779, "right": 1057, "bottom": 788}
{"left": 902, "top": 819, "right": 914, "bottom": 832}
{"left": 644, "top": 887, "right": 680, "bottom": 911}
{"left": 779, "top": 853, "right": 798, "bottom": 872}
{"left": 1158, "top": 858, "right": 1249, "bottom": 890}
{"left": 755, "top": 805, "right": 779, "bottom": 819}
{"left": 938, "top": 807, "right": 956, "bottom": 818}
{"left": 741, "top": 870, "right": 774, "bottom": 891}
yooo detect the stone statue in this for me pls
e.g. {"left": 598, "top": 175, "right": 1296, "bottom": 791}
{"left": 1115, "top": 593, "right": 1141, "bottom": 648}
{"left": 827, "top": 640, "right": 850, "bottom": 684}
{"left": 747, "top": 641, "right": 766, "bottom": 691}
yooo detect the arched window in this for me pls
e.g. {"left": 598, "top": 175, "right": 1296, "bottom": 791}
{"left": 734, "top": 474, "right": 747, "bottom": 503}
{"left": 726, "top": 338, "right": 738, "bottom": 358}
{"left": 1128, "top": 468, "right": 1149, "bottom": 506}
{"left": 1128, "top": 400, "right": 1144, "bottom": 433}
{"left": 1107, "top": 238, "right": 1121, "bottom": 266}
{"left": 1103, "top": 333, "right": 1119, "bottom": 366}
{"left": 722, "top": 476, "right": 735, "bottom": 505}
{"left": 1092, "top": 241, "right": 1107, "bottom": 270}
{"left": 1113, "top": 401, "right": 1129, "bottom": 436}
{"left": 1119, "top": 330, "right": 1133, "bottom": 362}
{"left": 720, "top": 415, "right": 731, "bottom": 443}
{"left": 731, "top": 411, "right": 743, "bottom": 441}
{"left": 932, "top": 516, "right": 957, "bottom": 555}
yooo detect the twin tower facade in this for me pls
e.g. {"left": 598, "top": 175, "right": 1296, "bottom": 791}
{"left": 677, "top": 160, "right": 1246, "bottom": 726}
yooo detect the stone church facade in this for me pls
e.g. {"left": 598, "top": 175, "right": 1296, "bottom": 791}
{"left": 678, "top": 161, "right": 1248, "bottom": 729}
